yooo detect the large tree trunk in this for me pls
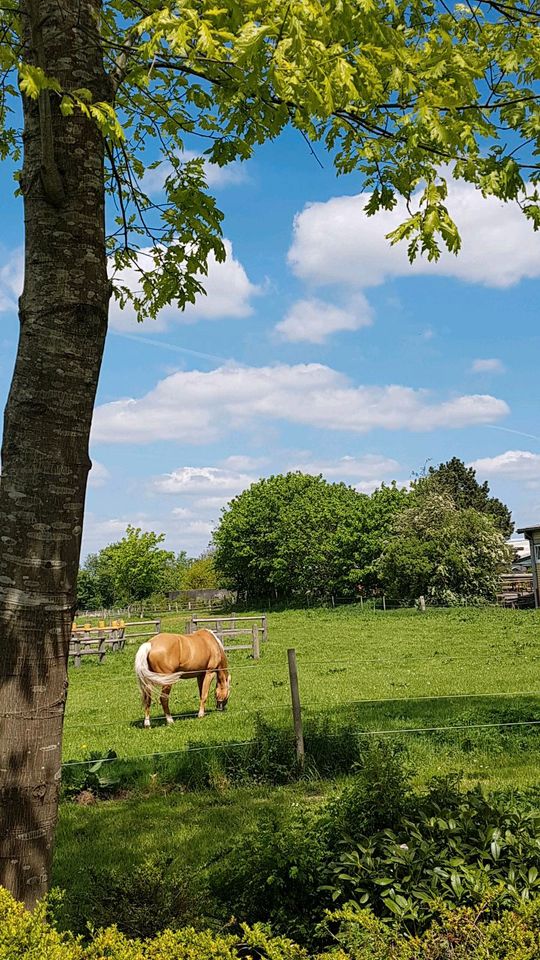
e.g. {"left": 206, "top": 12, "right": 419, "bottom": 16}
{"left": 0, "top": 0, "right": 109, "bottom": 905}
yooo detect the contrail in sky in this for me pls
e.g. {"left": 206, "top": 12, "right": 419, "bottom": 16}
{"left": 484, "top": 425, "right": 540, "bottom": 444}
{"left": 110, "top": 330, "right": 229, "bottom": 364}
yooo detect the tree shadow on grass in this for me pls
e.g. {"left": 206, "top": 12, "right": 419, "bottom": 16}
{"left": 52, "top": 783, "right": 295, "bottom": 934}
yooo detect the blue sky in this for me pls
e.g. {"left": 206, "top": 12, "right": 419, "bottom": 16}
{"left": 1, "top": 128, "right": 540, "bottom": 558}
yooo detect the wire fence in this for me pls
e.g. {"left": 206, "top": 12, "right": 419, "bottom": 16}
{"left": 61, "top": 715, "right": 540, "bottom": 770}
{"left": 60, "top": 602, "right": 540, "bottom": 787}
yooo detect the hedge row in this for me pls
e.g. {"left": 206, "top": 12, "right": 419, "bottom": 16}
{"left": 3, "top": 887, "right": 540, "bottom": 960}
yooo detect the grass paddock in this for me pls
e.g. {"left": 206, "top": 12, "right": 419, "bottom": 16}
{"left": 63, "top": 605, "right": 540, "bottom": 789}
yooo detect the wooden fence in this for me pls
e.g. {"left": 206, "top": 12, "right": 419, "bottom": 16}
{"left": 69, "top": 618, "right": 161, "bottom": 666}
{"left": 69, "top": 624, "right": 126, "bottom": 667}
{"left": 123, "top": 619, "right": 161, "bottom": 642}
{"left": 186, "top": 615, "right": 267, "bottom": 660}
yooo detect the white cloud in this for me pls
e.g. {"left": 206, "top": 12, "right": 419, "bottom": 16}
{"left": 289, "top": 181, "right": 540, "bottom": 290}
{"left": 0, "top": 248, "right": 23, "bottom": 312}
{"left": 179, "top": 519, "right": 215, "bottom": 538}
{"left": 109, "top": 239, "right": 259, "bottom": 332}
{"left": 220, "top": 454, "right": 267, "bottom": 471}
{"left": 88, "top": 460, "right": 110, "bottom": 488}
{"left": 171, "top": 507, "right": 193, "bottom": 518}
{"left": 81, "top": 516, "right": 132, "bottom": 554}
{"left": 141, "top": 151, "right": 248, "bottom": 195}
{"left": 469, "top": 450, "right": 540, "bottom": 485}
{"left": 92, "top": 362, "right": 509, "bottom": 444}
{"left": 471, "top": 358, "right": 505, "bottom": 374}
{"left": 193, "top": 495, "right": 233, "bottom": 511}
{"left": 81, "top": 509, "right": 215, "bottom": 557}
{"left": 153, "top": 465, "right": 256, "bottom": 495}
{"left": 276, "top": 296, "right": 373, "bottom": 343}
{"left": 290, "top": 453, "right": 401, "bottom": 492}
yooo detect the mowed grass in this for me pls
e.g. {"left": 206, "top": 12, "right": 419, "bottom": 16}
{"left": 63, "top": 605, "right": 540, "bottom": 788}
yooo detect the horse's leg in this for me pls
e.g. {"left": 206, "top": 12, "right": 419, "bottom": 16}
{"left": 160, "top": 684, "right": 174, "bottom": 725}
{"left": 198, "top": 670, "right": 213, "bottom": 718}
{"left": 143, "top": 689, "right": 152, "bottom": 729}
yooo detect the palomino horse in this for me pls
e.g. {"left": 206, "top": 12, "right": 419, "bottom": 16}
{"left": 134, "top": 629, "right": 230, "bottom": 727}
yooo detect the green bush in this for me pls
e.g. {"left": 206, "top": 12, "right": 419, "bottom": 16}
{"left": 326, "top": 899, "right": 540, "bottom": 959}
{"left": 327, "top": 775, "right": 540, "bottom": 931}
{"left": 209, "top": 747, "right": 540, "bottom": 943}
{"left": 209, "top": 743, "right": 414, "bottom": 942}
{"left": 0, "top": 887, "right": 310, "bottom": 960}
{"left": 4, "top": 885, "right": 540, "bottom": 960}
{"left": 323, "top": 742, "right": 413, "bottom": 841}
{"left": 209, "top": 809, "right": 330, "bottom": 943}
{"left": 53, "top": 855, "right": 209, "bottom": 940}
{"left": 61, "top": 717, "right": 365, "bottom": 800}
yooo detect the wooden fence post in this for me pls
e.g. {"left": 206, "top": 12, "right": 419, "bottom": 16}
{"left": 252, "top": 625, "right": 260, "bottom": 660}
{"left": 382, "top": 595, "right": 386, "bottom": 612}
{"left": 419, "top": 595, "right": 426, "bottom": 612}
{"left": 262, "top": 615, "right": 268, "bottom": 642}
{"left": 287, "top": 648, "right": 304, "bottom": 768}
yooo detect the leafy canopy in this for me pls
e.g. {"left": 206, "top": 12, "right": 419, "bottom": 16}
{"left": 212, "top": 472, "right": 405, "bottom": 602}
{"left": 420, "top": 456, "right": 514, "bottom": 538}
{"left": 1, "top": 0, "right": 540, "bottom": 318}
{"left": 77, "top": 525, "right": 176, "bottom": 606}
{"left": 378, "top": 488, "right": 513, "bottom": 603}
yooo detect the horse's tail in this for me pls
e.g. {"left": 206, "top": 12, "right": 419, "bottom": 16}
{"left": 134, "top": 641, "right": 185, "bottom": 701}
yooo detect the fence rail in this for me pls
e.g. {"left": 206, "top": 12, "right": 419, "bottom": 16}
{"left": 123, "top": 619, "right": 161, "bottom": 642}
{"left": 70, "top": 619, "right": 161, "bottom": 666}
{"left": 186, "top": 614, "right": 267, "bottom": 659}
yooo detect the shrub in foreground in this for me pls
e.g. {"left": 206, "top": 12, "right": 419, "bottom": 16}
{"left": 211, "top": 747, "right": 540, "bottom": 941}
{"left": 326, "top": 899, "right": 540, "bottom": 959}
{"left": 0, "top": 887, "right": 310, "bottom": 960}
{"left": 4, "top": 886, "right": 540, "bottom": 960}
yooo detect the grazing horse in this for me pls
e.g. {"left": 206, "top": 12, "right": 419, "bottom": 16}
{"left": 134, "top": 629, "right": 230, "bottom": 728}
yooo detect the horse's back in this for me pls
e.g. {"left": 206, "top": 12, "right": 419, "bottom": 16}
{"left": 148, "top": 629, "right": 224, "bottom": 673}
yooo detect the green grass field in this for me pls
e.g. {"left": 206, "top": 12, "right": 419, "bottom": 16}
{"left": 63, "top": 605, "right": 540, "bottom": 788}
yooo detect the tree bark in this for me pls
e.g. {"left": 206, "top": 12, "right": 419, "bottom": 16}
{"left": 0, "top": 0, "right": 109, "bottom": 905}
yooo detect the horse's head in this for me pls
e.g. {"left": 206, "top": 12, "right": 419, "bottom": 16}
{"left": 215, "top": 669, "right": 230, "bottom": 711}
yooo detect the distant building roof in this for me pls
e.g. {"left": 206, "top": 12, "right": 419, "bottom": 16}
{"left": 508, "top": 538, "right": 531, "bottom": 560}
{"left": 518, "top": 525, "right": 540, "bottom": 535}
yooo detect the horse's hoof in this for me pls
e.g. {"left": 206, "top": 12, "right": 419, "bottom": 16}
{"left": 144, "top": 719, "right": 151, "bottom": 729}
{"left": 166, "top": 716, "right": 174, "bottom": 726}
{"left": 197, "top": 712, "right": 205, "bottom": 718}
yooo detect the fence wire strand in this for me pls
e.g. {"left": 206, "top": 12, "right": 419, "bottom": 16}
{"left": 61, "top": 717, "right": 540, "bottom": 769}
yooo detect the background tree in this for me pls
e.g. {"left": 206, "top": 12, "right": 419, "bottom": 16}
{"left": 343, "top": 483, "right": 410, "bottom": 594}
{"left": 378, "top": 490, "right": 513, "bottom": 604}
{"left": 181, "top": 552, "right": 220, "bottom": 591}
{"left": 215, "top": 473, "right": 366, "bottom": 602}
{"left": 214, "top": 474, "right": 408, "bottom": 602}
{"left": 1, "top": 0, "right": 540, "bottom": 905}
{"left": 75, "top": 528, "right": 182, "bottom": 609}
{"left": 158, "top": 551, "right": 191, "bottom": 598}
{"left": 420, "top": 457, "right": 514, "bottom": 538}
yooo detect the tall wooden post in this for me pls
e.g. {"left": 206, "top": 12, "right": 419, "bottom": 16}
{"left": 287, "top": 648, "right": 304, "bottom": 768}
{"left": 252, "top": 625, "right": 260, "bottom": 660}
